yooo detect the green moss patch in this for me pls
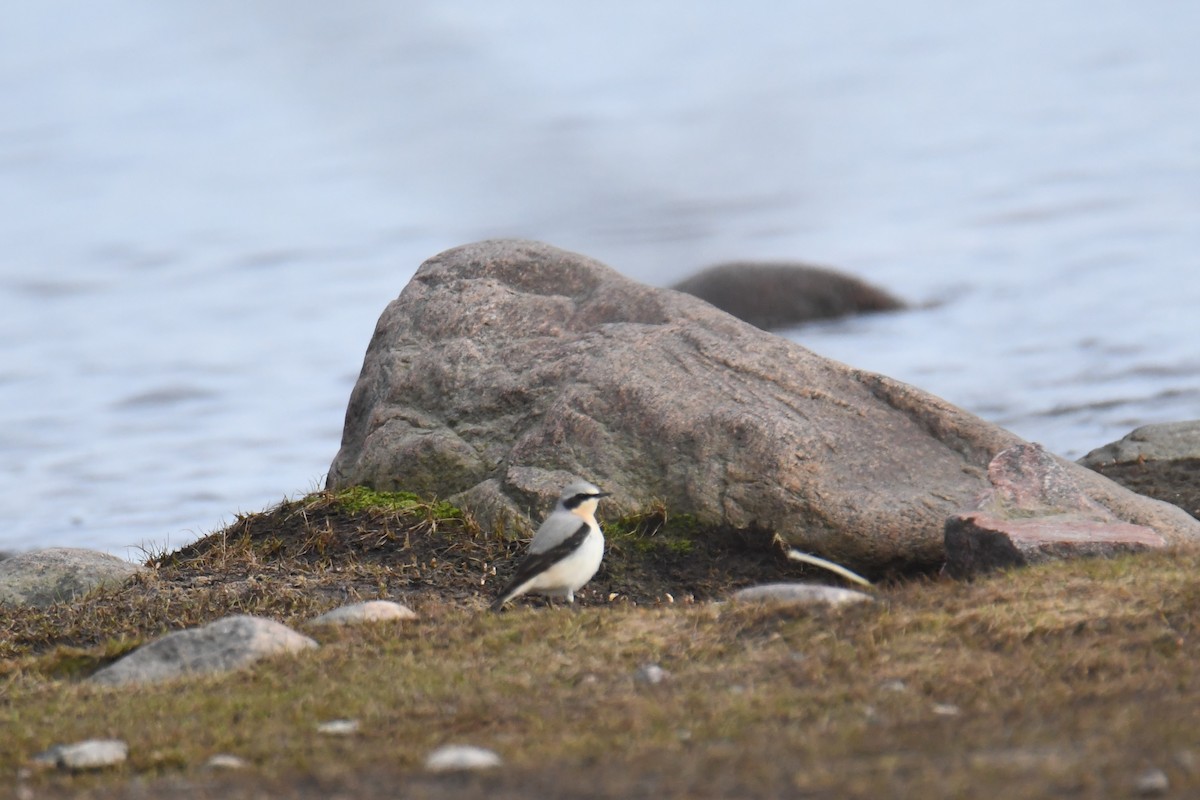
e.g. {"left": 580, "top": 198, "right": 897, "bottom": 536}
{"left": 327, "top": 486, "right": 465, "bottom": 520}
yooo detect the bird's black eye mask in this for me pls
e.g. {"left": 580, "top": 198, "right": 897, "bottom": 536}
{"left": 564, "top": 492, "right": 608, "bottom": 510}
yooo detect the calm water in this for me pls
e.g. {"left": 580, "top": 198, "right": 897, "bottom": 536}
{"left": 2, "top": 1, "right": 1198, "bottom": 558}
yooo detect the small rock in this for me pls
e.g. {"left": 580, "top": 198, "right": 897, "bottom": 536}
{"left": 931, "top": 703, "right": 961, "bottom": 717}
{"left": 944, "top": 444, "right": 1168, "bottom": 578}
{"left": 1080, "top": 421, "right": 1200, "bottom": 466}
{"left": 0, "top": 548, "right": 144, "bottom": 608}
{"left": 1081, "top": 422, "right": 1200, "bottom": 521}
{"left": 205, "top": 754, "right": 249, "bottom": 770}
{"left": 35, "top": 739, "right": 128, "bottom": 771}
{"left": 880, "top": 680, "right": 908, "bottom": 693}
{"left": 1133, "top": 767, "right": 1170, "bottom": 796}
{"left": 731, "top": 583, "right": 874, "bottom": 607}
{"left": 90, "top": 615, "right": 317, "bottom": 686}
{"left": 307, "top": 600, "right": 417, "bottom": 627}
{"left": 634, "top": 664, "right": 670, "bottom": 685}
{"left": 316, "top": 719, "right": 360, "bottom": 735}
{"left": 944, "top": 513, "right": 1166, "bottom": 578}
{"left": 424, "top": 744, "right": 503, "bottom": 772}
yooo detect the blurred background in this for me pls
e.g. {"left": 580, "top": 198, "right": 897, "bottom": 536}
{"left": 2, "top": 1, "right": 1198, "bottom": 558}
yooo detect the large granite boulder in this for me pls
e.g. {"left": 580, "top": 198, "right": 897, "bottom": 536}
{"left": 672, "top": 261, "right": 904, "bottom": 331}
{"left": 327, "top": 239, "right": 1200, "bottom": 573}
{"left": 0, "top": 548, "right": 145, "bottom": 608}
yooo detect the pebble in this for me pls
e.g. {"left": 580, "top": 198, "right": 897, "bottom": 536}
{"left": 425, "top": 744, "right": 503, "bottom": 772}
{"left": 205, "top": 754, "right": 249, "bottom": 770}
{"left": 34, "top": 739, "right": 128, "bottom": 771}
{"left": 316, "top": 719, "right": 360, "bottom": 735}
{"left": 307, "top": 600, "right": 417, "bottom": 627}
{"left": 1133, "top": 767, "right": 1170, "bottom": 796}
{"left": 634, "top": 664, "right": 670, "bottom": 685}
{"left": 730, "top": 583, "right": 874, "bottom": 607}
{"left": 931, "top": 703, "right": 961, "bottom": 717}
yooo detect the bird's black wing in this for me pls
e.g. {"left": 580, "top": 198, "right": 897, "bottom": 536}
{"left": 490, "top": 521, "right": 591, "bottom": 610}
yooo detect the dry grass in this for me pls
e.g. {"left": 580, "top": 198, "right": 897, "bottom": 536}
{"left": 3, "top": 490, "right": 1200, "bottom": 798}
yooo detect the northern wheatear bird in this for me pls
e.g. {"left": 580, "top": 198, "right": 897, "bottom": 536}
{"left": 490, "top": 480, "right": 610, "bottom": 611}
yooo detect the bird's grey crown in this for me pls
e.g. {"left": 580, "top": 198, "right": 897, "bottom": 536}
{"left": 558, "top": 480, "right": 608, "bottom": 510}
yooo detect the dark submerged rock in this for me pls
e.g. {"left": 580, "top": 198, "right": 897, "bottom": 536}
{"left": 671, "top": 261, "right": 904, "bottom": 330}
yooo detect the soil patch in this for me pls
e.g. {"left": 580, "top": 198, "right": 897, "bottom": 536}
{"left": 1089, "top": 457, "right": 1200, "bottom": 520}
{"left": 153, "top": 489, "right": 810, "bottom": 608}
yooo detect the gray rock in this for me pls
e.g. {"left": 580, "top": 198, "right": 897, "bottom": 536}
{"left": 1133, "top": 767, "right": 1170, "bottom": 796}
{"left": 205, "top": 754, "right": 250, "bottom": 770}
{"left": 34, "top": 739, "right": 128, "bottom": 771}
{"left": 306, "top": 600, "right": 417, "bottom": 627}
{"left": 90, "top": 614, "right": 317, "bottom": 686}
{"left": 1080, "top": 422, "right": 1200, "bottom": 521}
{"left": 945, "top": 444, "right": 1168, "bottom": 578}
{"left": 326, "top": 239, "right": 1200, "bottom": 573}
{"left": 731, "top": 583, "right": 875, "bottom": 607}
{"left": 0, "top": 547, "right": 144, "bottom": 608}
{"left": 1079, "top": 421, "right": 1200, "bottom": 466}
{"left": 672, "top": 261, "right": 904, "bottom": 331}
{"left": 425, "top": 744, "right": 503, "bottom": 771}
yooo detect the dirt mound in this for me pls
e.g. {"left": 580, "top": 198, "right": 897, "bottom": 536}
{"left": 155, "top": 489, "right": 806, "bottom": 609}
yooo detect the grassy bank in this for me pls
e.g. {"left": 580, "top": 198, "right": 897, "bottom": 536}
{"left": 3, "top": 490, "right": 1199, "bottom": 798}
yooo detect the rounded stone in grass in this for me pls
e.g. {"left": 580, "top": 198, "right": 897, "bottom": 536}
{"left": 316, "top": 719, "right": 360, "bottom": 736}
{"left": 306, "top": 600, "right": 417, "bottom": 627}
{"left": 731, "top": 583, "right": 874, "bottom": 607}
{"left": 634, "top": 664, "right": 670, "bottom": 685}
{"left": 1133, "top": 767, "right": 1170, "bottom": 797}
{"left": 0, "top": 548, "right": 144, "bottom": 608}
{"left": 205, "top": 754, "right": 250, "bottom": 770}
{"left": 425, "top": 744, "right": 503, "bottom": 772}
{"left": 34, "top": 739, "right": 128, "bottom": 771}
{"left": 90, "top": 614, "right": 317, "bottom": 686}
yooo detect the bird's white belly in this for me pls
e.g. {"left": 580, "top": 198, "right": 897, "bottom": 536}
{"left": 530, "top": 530, "right": 604, "bottom": 597}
